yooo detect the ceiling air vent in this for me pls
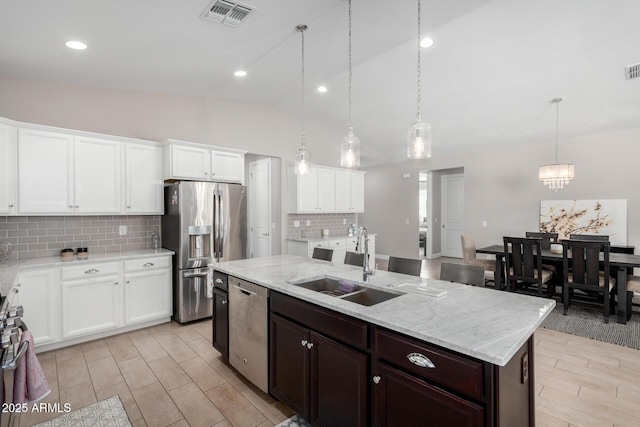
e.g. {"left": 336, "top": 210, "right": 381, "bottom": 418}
{"left": 625, "top": 63, "right": 640, "bottom": 80}
{"left": 201, "top": 0, "right": 254, "bottom": 28}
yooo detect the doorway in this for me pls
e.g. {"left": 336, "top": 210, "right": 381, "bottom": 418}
{"left": 249, "top": 158, "right": 272, "bottom": 258}
{"left": 441, "top": 173, "right": 464, "bottom": 258}
{"left": 419, "top": 172, "right": 428, "bottom": 258}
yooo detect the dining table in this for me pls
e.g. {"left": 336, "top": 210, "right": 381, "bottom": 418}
{"left": 476, "top": 244, "right": 640, "bottom": 324}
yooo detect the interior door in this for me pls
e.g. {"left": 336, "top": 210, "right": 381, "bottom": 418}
{"left": 441, "top": 174, "right": 464, "bottom": 258}
{"left": 250, "top": 158, "right": 271, "bottom": 258}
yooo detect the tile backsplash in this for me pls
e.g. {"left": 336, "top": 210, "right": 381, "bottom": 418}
{"left": 0, "top": 215, "right": 161, "bottom": 260}
{"left": 287, "top": 213, "right": 357, "bottom": 239}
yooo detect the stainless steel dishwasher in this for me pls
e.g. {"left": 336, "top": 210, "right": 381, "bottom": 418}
{"left": 228, "top": 276, "right": 269, "bottom": 393}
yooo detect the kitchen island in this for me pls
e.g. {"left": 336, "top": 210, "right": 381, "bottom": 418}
{"left": 214, "top": 255, "right": 554, "bottom": 427}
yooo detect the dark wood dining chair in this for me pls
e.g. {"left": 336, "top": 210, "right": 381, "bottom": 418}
{"left": 312, "top": 247, "right": 333, "bottom": 261}
{"left": 526, "top": 231, "right": 561, "bottom": 294}
{"left": 525, "top": 231, "right": 558, "bottom": 249}
{"left": 562, "top": 240, "right": 614, "bottom": 323}
{"left": 569, "top": 234, "right": 609, "bottom": 242}
{"left": 504, "top": 237, "right": 553, "bottom": 297}
{"left": 387, "top": 256, "right": 422, "bottom": 277}
{"left": 344, "top": 251, "right": 365, "bottom": 267}
{"left": 439, "top": 262, "right": 484, "bottom": 287}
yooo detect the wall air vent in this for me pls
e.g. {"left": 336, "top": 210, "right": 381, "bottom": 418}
{"left": 201, "top": 0, "right": 254, "bottom": 28}
{"left": 625, "top": 63, "right": 640, "bottom": 80}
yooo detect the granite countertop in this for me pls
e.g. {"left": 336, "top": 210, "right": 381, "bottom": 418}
{"left": 214, "top": 255, "right": 555, "bottom": 366}
{"left": 288, "top": 233, "right": 377, "bottom": 243}
{"left": 0, "top": 249, "right": 174, "bottom": 297}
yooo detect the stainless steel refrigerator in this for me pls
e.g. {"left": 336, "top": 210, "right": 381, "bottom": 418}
{"left": 162, "top": 181, "right": 247, "bottom": 323}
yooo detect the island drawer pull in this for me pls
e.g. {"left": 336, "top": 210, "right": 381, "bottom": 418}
{"left": 301, "top": 340, "right": 308, "bottom": 347}
{"left": 372, "top": 375, "right": 381, "bottom": 384}
{"left": 85, "top": 269, "right": 99, "bottom": 274}
{"left": 215, "top": 278, "right": 223, "bottom": 284}
{"left": 407, "top": 352, "right": 435, "bottom": 368}
{"left": 142, "top": 262, "right": 154, "bottom": 267}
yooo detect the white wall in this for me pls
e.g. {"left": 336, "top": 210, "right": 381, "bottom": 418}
{"left": 361, "top": 128, "right": 640, "bottom": 259}
{"left": 0, "top": 76, "right": 346, "bottom": 252}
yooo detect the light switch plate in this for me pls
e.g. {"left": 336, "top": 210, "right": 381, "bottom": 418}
{"left": 294, "top": 220, "right": 300, "bottom": 228}
{"left": 119, "top": 225, "right": 127, "bottom": 236}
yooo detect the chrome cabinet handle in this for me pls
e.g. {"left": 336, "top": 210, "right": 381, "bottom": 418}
{"left": 407, "top": 352, "right": 435, "bottom": 368}
{"left": 75, "top": 205, "right": 79, "bottom": 208}
{"left": 306, "top": 342, "right": 313, "bottom": 349}
{"left": 68, "top": 205, "right": 74, "bottom": 208}
{"left": 8, "top": 204, "right": 13, "bottom": 208}
{"left": 301, "top": 340, "right": 308, "bottom": 347}
{"left": 85, "top": 269, "right": 99, "bottom": 274}
{"left": 143, "top": 262, "right": 154, "bottom": 267}
{"left": 215, "top": 278, "right": 223, "bottom": 284}
{"left": 372, "top": 376, "right": 380, "bottom": 384}
{"left": 204, "top": 172, "right": 209, "bottom": 175}
{"left": 221, "top": 300, "right": 227, "bottom": 305}
{"left": 126, "top": 280, "right": 130, "bottom": 284}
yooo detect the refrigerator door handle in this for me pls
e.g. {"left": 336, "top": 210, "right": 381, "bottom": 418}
{"left": 219, "top": 190, "right": 224, "bottom": 260}
{"left": 213, "top": 191, "right": 220, "bottom": 261}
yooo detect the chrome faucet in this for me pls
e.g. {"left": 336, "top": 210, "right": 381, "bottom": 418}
{"left": 359, "top": 226, "right": 375, "bottom": 281}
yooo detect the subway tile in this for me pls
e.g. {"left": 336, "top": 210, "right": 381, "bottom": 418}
{"left": 0, "top": 222, "right": 18, "bottom": 230}
{"left": 7, "top": 216, "right": 27, "bottom": 222}
{"left": 18, "top": 236, "right": 38, "bottom": 244}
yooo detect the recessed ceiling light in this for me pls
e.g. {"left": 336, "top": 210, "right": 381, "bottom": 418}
{"left": 65, "top": 40, "right": 87, "bottom": 50}
{"left": 317, "top": 86, "right": 327, "bottom": 93}
{"left": 234, "top": 70, "right": 247, "bottom": 77}
{"left": 420, "top": 37, "right": 434, "bottom": 48}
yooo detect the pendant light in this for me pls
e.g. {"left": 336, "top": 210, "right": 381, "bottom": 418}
{"left": 407, "top": 0, "right": 432, "bottom": 159}
{"left": 340, "top": 0, "right": 360, "bottom": 168}
{"left": 294, "top": 24, "right": 311, "bottom": 175}
{"left": 539, "top": 97, "right": 574, "bottom": 191}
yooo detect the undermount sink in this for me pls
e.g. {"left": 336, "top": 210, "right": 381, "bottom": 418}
{"left": 292, "top": 277, "right": 402, "bottom": 306}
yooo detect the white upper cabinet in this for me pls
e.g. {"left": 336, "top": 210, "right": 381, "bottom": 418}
{"left": 0, "top": 123, "right": 17, "bottom": 215}
{"left": 125, "top": 143, "right": 163, "bottom": 214}
{"left": 18, "top": 129, "right": 121, "bottom": 214}
{"left": 18, "top": 129, "right": 75, "bottom": 214}
{"left": 335, "top": 169, "right": 365, "bottom": 213}
{"left": 289, "top": 166, "right": 336, "bottom": 213}
{"left": 164, "top": 140, "right": 246, "bottom": 184}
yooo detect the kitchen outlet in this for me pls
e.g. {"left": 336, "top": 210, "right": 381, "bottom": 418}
{"left": 343, "top": 219, "right": 347, "bottom": 225}
{"left": 521, "top": 352, "right": 529, "bottom": 384}
{"left": 294, "top": 220, "right": 300, "bottom": 228}
{"left": 306, "top": 220, "right": 311, "bottom": 226}
{"left": 405, "top": 219, "right": 409, "bottom": 225}
{"left": 482, "top": 220, "right": 488, "bottom": 227}
{"left": 119, "top": 225, "right": 127, "bottom": 236}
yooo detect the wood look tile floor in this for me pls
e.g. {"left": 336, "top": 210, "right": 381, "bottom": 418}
{"left": 22, "top": 257, "right": 640, "bottom": 427}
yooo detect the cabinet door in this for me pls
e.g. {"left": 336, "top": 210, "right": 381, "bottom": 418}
{"left": 270, "top": 314, "right": 310, "bottom": 420}
{"left": 170, "top": 144, "right": 211, "bottom": 180}
{"left": 126, "top": 143, "right": 163, "bottom": 213}
{"left": 18, "top": 129, "right": 74, "bottom": 214}
{"left": 310, "top": 332, "right": 368, "bottom": 427}
{"left": 0, "top": 124, "right": 16, "bottom": 214}
{"left": 61, "top": 276, "right": 123, "bottom": 338}
{"left": 334, "top": 169, "right": 351, "bottom": 212}
{"left": 213, "top": 287, "right": 229, "bottom": 358}
{"left": 372, "top": 361, "right": 484, "bottom": 427}
{"left": 350, "top": 172, "right": 365, "bottom": 213}
{"left": 74, "top": 136, "right": 121, "bottom": 213}
{"left": 296, "top": 168, "right": 319, "bottom": 213}
{"left": 16, "top": 269, "right": 60, "bottom": 347}
{"left": 211, "top": 150, "right": 244, "bottom": 183}
{"left": 316, "top": 168, "right": 336, "bottom": 212}
{"left": 124, "top": 269, "right": 171, "bottom": 324}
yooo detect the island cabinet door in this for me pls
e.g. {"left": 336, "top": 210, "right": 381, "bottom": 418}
{"left": 212, "top": 287, "right": 229, "bottom": 359}
{"left": 309, "top": 332, "right": 368, "bottom": 427}
{"left": 372, "top": 361, "right": 484, "bottom": 427}
{"left": 270, "top": 314, "right": 310, "bottom": 420}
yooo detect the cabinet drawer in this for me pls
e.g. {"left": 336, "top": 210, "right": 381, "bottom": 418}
{"left": 328, "top": 238, "right": 347, "bottom": 249}
{"left": 271, "top": 291, "right": 368, "bottom": 350}
{"left": 124, "top": 256, "right": 171, "bottom": 273}
{"left": 346, "top": 237, "right": 359, "bottom": 247}
{"left": 212, "top": 270, "right": 229, "bottom": 291}
{"left": 374, "top": 327, "right": 485, "bottom": 400}
{"left": 61, "top": 262, "right": 120, "bottom": 281}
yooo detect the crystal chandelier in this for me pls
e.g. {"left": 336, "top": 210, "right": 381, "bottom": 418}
{"left": 407, "top": 0, "right": 431, "bottom": 159}
{"left": 539, "top": 97, "right": 574, "bottom": 191}
{"left": 340, "top": 0, "right": 360, "bottom": 168}
{"left": 294, "top": 24, "right": 311, "bottom": 175}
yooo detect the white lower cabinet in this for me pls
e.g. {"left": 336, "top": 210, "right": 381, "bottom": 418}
{"left": 16, "top": 268, "right": 60, "bottom": 346}
{"left": 61, "top": 262, "right": 123, "bottom": 339}
{"left": 124, "top": 257, "right": 171, "bottom": 324}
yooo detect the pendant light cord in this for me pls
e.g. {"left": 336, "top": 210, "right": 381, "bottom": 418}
{"left": 347, "top": 0, "right": 353, "bottom": 132}
{"left": 416, "top": 0, "right": 422, "bottom": 121}
{"left": 555, "top": 98, "right": 559, "bottom": 163}
{"left": 298, "top": 25, "right": 307, "bottom": 148}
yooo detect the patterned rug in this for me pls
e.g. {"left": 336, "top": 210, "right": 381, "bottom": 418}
{"left": 34, "top": 396, "right": 131, "bottom": 427}
{"left": 275, "top": 414, "right": 311, "bottom": 427}
{"left": 541, "top": 303, "right": 640, "bottom": 350}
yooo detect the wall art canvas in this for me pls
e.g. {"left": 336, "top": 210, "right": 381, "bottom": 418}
{"left": 539, "top": 199, "right": 627, "bottom": 245}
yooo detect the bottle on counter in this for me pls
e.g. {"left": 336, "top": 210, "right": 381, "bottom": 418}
{"left": 152, "top": 229, "right": 160, "bottom": 249}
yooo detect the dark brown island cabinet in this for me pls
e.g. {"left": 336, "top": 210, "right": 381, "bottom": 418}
{"left": 268, "top": 291, "right": 534, "bottom": 427}
{"left": 211, "top": 270, "right": 229, "bottom": 359}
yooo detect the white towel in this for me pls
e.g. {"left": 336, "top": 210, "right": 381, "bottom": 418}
{"left": 206, "top": 268, "right": 214, "bottom": 299}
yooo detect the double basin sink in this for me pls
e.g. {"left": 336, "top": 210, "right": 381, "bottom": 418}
{"left": 292, "top": 277, "right": 403, "bottom": 306}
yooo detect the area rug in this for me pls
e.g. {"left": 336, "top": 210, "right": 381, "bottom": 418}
{"left": 274, "top": 414, "right": 311, "bottom": 427}
{"left": 541, "top": 304, "right": 640, "bottom": 350}
{"left": 34, "top": 396, "right": 131, "bottom": 427}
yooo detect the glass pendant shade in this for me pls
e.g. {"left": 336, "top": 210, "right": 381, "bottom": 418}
{"left": 341, "top": 128, "right": 360, "bottom": 168}
{"left": 538, "top": 163, "right": 574, "bottom": 191}
{"left": 295, "top": 145, "right": 311, "bottom": 175}
{"left": 407, "top": 117, "right": 431, "bottom": 159}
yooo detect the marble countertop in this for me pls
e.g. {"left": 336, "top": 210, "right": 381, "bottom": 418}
{"left": 0, "top": 249, "right": 174, "bottom": 297}
{"left": 287, "top": 233, "right": 377, "bottom": 243}
{"left": 214, "top": 255, "right": 555, "bottom": 366}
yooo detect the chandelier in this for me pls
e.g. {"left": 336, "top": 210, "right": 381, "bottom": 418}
{"left": 539, "top": 97, "right": 574, "bottom": 191}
